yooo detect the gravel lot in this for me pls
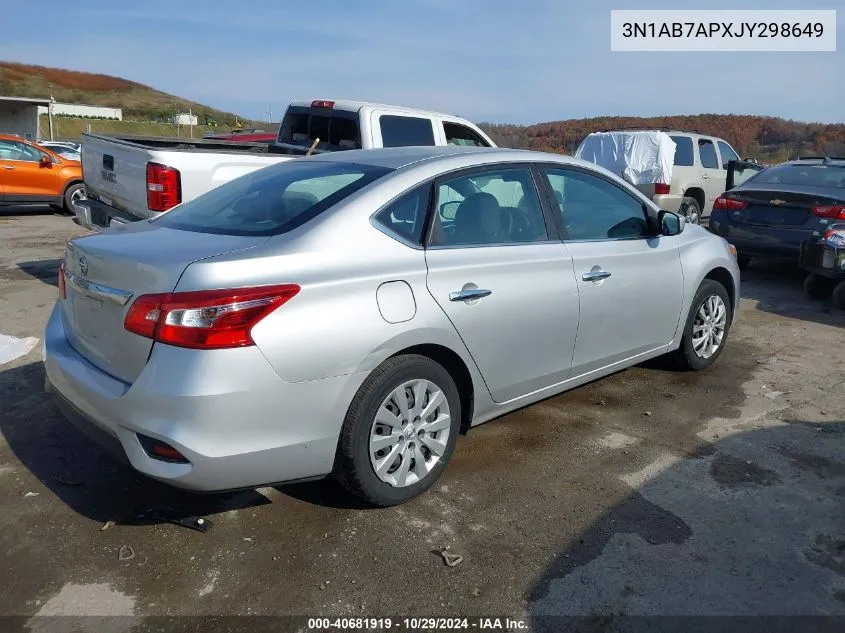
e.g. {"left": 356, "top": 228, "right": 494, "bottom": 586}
{"left": 1, "top": 208, "right": 843, "bottom": 631}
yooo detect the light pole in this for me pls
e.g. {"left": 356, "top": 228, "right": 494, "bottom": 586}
{"left": 48, "top": 83, "right": 55, "bottom": 140}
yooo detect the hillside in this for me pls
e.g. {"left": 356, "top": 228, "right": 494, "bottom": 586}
{"left": 0, "top": 62, "right": 247, "bottom": 126}
{"left": 479, "top": 115, "right": 845, "bottom": 162}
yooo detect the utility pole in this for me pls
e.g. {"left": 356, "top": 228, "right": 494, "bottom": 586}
{"left": 48, "top": 83, "right": 54, "bottom": 140}
{"left": 268, "top": 102, "right": 272, "bottom": 123}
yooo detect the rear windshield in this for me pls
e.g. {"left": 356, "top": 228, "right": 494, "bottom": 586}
{"left": 748, "top": 164, "right": 845, "bottom": 189}
{"left": 154, "top": 161, "right": 392, "bottom": 236}
{"left": 278, "top": 107, "right": 361, "bottom": 150}
{"left": 670, "top": 135, "right": 694, "bottom": 166}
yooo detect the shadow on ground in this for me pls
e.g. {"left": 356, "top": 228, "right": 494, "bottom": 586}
{"left": 740, "top": 256, "right": 845, "bottom": 328}
{"left": 528, "top": 419, "right": 845, "bottom": 631}
{"left": 0, "top": 361, "right": 272, "bottom": 527}
{"left": 15, "top": 259, "right": 61, "bottom": 287}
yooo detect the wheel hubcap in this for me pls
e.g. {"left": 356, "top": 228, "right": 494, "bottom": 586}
{"left": 71, "top": 188, "right": 86, "bottom": 204}
{"left": 369, "top": 379, "right": 451, "bottom": 488}
{"left": 692, "top": 294, "right": 727, "bottom": 359}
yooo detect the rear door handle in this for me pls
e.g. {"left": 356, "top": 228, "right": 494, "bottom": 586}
{"left": 2, "top": 165, "right": 14, "bottom": 170}
{"left": 701, "top": 173, "right": 710, "bottom": 180}
{"left": 449, "top": 288, "right": 492, "bottom": 302}
{"left": 582, "top": 270, "right": 611, "bottom": 282}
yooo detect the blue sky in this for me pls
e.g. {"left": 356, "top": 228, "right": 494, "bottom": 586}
{"left": 1, "top": 0, "right": 842, "bottom": 124}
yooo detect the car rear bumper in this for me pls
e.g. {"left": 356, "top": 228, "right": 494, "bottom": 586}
{"left": 652, "top": 193, "right": 684, "bottom": 213}
{"left": 72, "top": 198, "right": 140, "bottom": 231}
{"left": 43, "top": 302, "right": 365, "bottom": 491}
{"left": 709, "top": 213, "right": 813, "bottom": 258}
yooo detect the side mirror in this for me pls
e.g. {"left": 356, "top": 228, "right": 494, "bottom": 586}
{"left": 39, "top": 155, "right": 52, "bottom": 168}
{"left": 659, "top": 210, "right": 685, "bottom": 236}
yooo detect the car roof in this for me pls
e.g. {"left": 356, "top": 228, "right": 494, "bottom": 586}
{"left": 781, "top": 157, "right": 845, "bottom": 167}
{"left": 288, "top": 99, "right": 468, "bottom": 119}
{"left": 601, "top": 129, "right": 727, "bottom": 141}
{"left": 304, "top": 145, "right": 585, "bottom": 170}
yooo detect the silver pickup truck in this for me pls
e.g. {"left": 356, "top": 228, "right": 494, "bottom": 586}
{"left": 76, "top": 99, "right": 496, "bottom": 230}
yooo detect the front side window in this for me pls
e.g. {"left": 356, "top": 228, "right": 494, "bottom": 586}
{"left": 670, "top": 135, "right": 694, "bottom": 166}
{"left": 542, "top": 168, "right": 650, "bottom": 241}
{"left": 698, "top": 139, "right": 719, "bottom": 169}
{"left": 379, "top": 116, "right": 436, "bottom": 148}
{"left": 155, "top": 161, "right": 392, "bottom": 236}
{"left": 717, "top": 141, "right": 740, "bottom": 170}
{"left": 431, "top": 168, "right": 548, "bottom": 246}
{"left": 443, "top": 122, "right": 489, "bottom": 147}
{"left": 0, "top": 140, "right": 44, "bottom": 162}
{"left": 373, "top": 182, "right": 432, "bottom": 245}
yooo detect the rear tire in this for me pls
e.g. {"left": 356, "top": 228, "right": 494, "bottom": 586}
{"left": 679, "top": 196, "right": 702, "bottom": 225}
{"left": 803, "top": 273, "right": 834, "bottom": 300}
{"left": 63, "top": 183, "right": 86, "bottom": 214}
{"left": 333, "top": 354, "right": 461, "bottom": 507}
{"left": 831, "top": 281, "right": 845, "bottom": 310}
{"left": 673, "top": 279, "right": 732, "bottom": 371}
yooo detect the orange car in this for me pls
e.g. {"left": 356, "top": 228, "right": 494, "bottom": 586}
{"left": 0, "top": 134, "right": 85, "bottom": 212}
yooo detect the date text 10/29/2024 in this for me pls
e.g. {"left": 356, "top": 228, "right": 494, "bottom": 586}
{"left": 307, "top": 617, "right": 528, "bottom": 630}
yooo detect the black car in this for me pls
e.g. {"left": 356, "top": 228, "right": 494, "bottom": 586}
{"left": 709, "top": 157, "right": 845, "bottom": 268}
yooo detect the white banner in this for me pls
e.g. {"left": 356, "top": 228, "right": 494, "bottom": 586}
{"left": 610, "top": 10, "right": 837, "bottom": 52}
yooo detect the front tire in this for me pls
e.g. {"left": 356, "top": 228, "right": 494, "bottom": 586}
{"left": 673, "top": 279, "right": 732, "bottom": 371}
{"left": 803, "top": 273, "right": 834, "bottom": 300}
{"left": 333, "top": 354, "right": 461, "bottom": 507}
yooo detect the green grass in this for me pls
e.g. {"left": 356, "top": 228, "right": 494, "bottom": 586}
{"left": 40, "top": 115, "right": 220, "bottom": 141}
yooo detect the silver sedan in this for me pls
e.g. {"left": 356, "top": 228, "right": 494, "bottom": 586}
{"left": 44, "top": 147, "right": 740, "bottom": 506}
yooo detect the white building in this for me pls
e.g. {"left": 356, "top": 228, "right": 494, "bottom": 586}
{"left": 170, "top": 112, "right": 198, "bottom": 126}
{"left": 36, "top": 102, "right": 122, "bottom": 120}
{"left": 0, "top": 95, "right": 51, "bottom": 139}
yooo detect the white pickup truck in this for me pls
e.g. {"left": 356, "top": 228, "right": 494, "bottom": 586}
{"left": 76, "top": 99, "right": 496, "bottom": 229}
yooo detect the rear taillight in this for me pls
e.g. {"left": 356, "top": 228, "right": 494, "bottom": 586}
{"left": 146, "top": 162, "right": 182, "bottom": 212}
{"left": 58, "top": 261, "right": 67, "bottom": 299}
{"left": 654, "top": 183, "right": 670, "bottom": 195}
{"left": 124, "top": 285, "right": 300, "bottom": 350}
{"left": 811, "top": 205, "right": 845, "bottom": 219}
{"left": 713, "top": 196, "right": 747, "bottom": 210}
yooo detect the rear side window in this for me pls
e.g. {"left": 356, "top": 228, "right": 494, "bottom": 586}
{"left": 444, "top": 122, "right": 489, "bottom": 147}
{"left": 669, "top": 135, "right": 694, "bottom": 166}
{"left": 379, "top": 116, "right": 435, "bottom": 147}
{"left": 717, "top": 141, "right": 739, "bottom": 170}
{"left": 373, "top": 183, "right": 432, "bottom": 245}
{"left": 698, "top": 139, "right": 719, "bottom": 169}
{"left": 154, "top": 161, "right": 392, "bottom": 236}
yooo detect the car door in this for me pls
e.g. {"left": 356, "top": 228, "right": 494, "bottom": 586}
{"left": 0, "top": 139, "right": 59, "bottom": 199}
{"left": 725, "top": 160, "right": 766, "bottom": 191}
{"left": 424, "top": 164, "right": 580, "bottom": 403}
{"left": 697, "top": 137, "right": 724, "bottom": 217}
{"left": 538, "top": 165, "right": 685, "bottom": 375}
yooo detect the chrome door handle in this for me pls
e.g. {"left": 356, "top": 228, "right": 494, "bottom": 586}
{"left": 701, "top": 173, "right": 709, "bottom": 179}
{"left": 449, "top": 288, "right": 492, "bottom": 302}
{"left": 2, "top": 165, "right": 14, "bottom": 170}
{"left": 582, "top": 270, "right": 611, "bottom": 282}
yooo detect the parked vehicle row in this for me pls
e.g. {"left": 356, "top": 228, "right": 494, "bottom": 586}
{"left": 74, "top": 99, "right": 496, "bottom": 230}
{"left": 44, "top": 145, "right": 740, "bottom": 506}
{"left": 0, "top": 133, "right": 85, "bottom": 212}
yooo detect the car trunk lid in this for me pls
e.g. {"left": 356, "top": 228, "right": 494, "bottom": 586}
{"left": 728, "top": 187, "right": 844, "bottom": 227}
{"left": 61, "top": 221, "right": 269, "bottom": 384}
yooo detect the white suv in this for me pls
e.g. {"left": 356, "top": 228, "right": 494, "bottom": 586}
{"left": 577, "top": 130, "right": 743, "bottom": 224}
